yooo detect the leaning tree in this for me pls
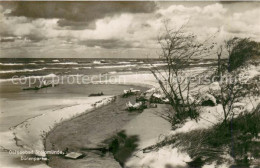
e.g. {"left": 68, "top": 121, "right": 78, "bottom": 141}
{"left": 150, "top": 22, "right": 215, "bottom": 126}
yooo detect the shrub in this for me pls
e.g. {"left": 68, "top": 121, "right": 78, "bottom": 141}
{"left": 226, "top": 38, "right": 259, "bottom": 72}
{"left": 147, "top": 105, "right": 260, "bottom": 167}
{"left": 201, "top": 99, "right": 215, "bottom": 107}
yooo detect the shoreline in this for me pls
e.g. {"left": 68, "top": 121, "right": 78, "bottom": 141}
{"left": 0, "top": 66, "right": 213, "bottom": 168}
{"left": 0, "top": 81, "right": 149, "bottom": 168}
{"left": 44, "top": 94, "right": 144, "bottom": 168}
{"left": 43, "top": 87, "right": 173, "bottom": 168}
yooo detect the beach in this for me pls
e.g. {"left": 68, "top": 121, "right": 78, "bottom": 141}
{"left": 45, "top": 94, "right": 171, "bottom": 168}
{"left": 0, "top": 75, "right": 148, "bottom": 168}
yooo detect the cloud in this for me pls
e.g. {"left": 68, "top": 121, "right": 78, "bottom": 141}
{"left": 79, "top": 39, "right": 143, "bottom": 49}
{"left": 0, "top": 37, "right": 15, "bottom": 42}
{"left": 5, "top": 1, "right": 157, "bottom": 28}
{"left": 57, "top": 19, "right": 96, "bottom": 30}
{"left": 156, "top": 3, "right": 260, "bottom": 41}
{"left": 0, "top": 2, "right": 260, "bottom": 58}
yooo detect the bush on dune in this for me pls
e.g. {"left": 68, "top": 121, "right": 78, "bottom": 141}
{"left": 147, "top": 105, "right": 260, "bottom": 167}
{"left": 225, "top": 38, "right": 259, "bottom": 72}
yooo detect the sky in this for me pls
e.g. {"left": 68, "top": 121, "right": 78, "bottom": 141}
{"left": 0, "top": 1, "right": 260, "bottom": 58}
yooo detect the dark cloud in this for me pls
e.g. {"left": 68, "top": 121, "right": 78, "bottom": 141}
{"left": 226, "top": 27, "right": 247, "bottom": 35}
{"left": 0, "top": 34, "right": 45, "bottom": 43}
{"left": 0, "top": 37, "right": 15, "bottom": 42}
{"left": 0, "top": 32, "right": 14, "bottom": 38}
{"left": 24, "top": 34, "right": 46, "bottom": 42}
{"left": 219, "top": 1, "right": 260, "bottom": 13}
{"left": 79, "top": 39, "right": 143, "bottom": 49}
{"left": 57, "top": 19, "right": 96, "bottom": 30}
{"left": 5, "top": 1, "right": 157, "bottom": 29}
{"left": 141, "top": 23, "right": 151, "bottom": 28}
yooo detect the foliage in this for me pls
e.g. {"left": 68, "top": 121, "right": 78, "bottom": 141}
{"left": 122, "top": 90, "right": 140, "bottom": 98}
{"left": 213, "top": 37, "right": 260, "bottom": 125}
{"left": 225, "top": 37, "right": 260, "bottom": 72}
{"left": 89, "top": 92, "right": 104, "bottom": 97}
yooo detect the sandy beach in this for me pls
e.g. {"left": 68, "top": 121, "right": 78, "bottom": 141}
{"left": 45, "top": 95, "right": 171, "bottom": 168}
{"left": 45, "top": 95, "right": 139, "bottom": 168}
{"left": 0, "top": 80, "right": 148, "bottom": 168}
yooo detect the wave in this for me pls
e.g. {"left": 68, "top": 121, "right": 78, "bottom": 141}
{"left": 95, "top": 65, "right": 136, "bottom": 69}
{"left": 48, "top": 62, "right": 78, "bottom": 65}
{"left": 0, "top": 63, "right": 24, "bottom": 66}
{"left": 189, "top": 62, "right": 215, "bottom": 66}
{"left": 118, "top": 61, "right": 131, "bottom": 64}
{"left": 137, "top": 61, "right": 144, "bottom": 64}
{"left": 52, "top": 59, "right": 60, "bottom": 62}
{"left": 41, "top": 73, "right": 57, "bottom": 78}
{"left": 33, "top": 60, "right": 45, "bottom": 63}
{"left": 0, "top": 68, "right": 45, "bottom": 74}
{"left": 72, "top": 67, "right": 92, "bottom": 70}
{"left": 139, "top": 63, "right": 167, "bottom": 68}
{"left": 45, "top": 67, "right": 68, "bottom": 70}
{"left": 108, "top": 71, "right": 117, "bottom": 74}
{"left": 0, "top": 73, "right": 57, "bottom": 83}
{"left": 153, "top": 63, "right": 168, "bottom": 67}
{"left": 82, "top": 67, "right": 92, "bottom": 69}
{"left": 93, "top": 60, "right": 102, "bottom": 64}
{"left": 130, "top": 59, "right": 137, "bottom": 62}
{"left": 79, "top": 67, "right": 92, "bottom": 69}
{"left": 93, "top": 60, "right": 108, "bottom": 64}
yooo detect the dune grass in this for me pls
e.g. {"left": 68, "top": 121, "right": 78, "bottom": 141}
{"left": 145, "top": 106, "right": 260, "bottom": 167}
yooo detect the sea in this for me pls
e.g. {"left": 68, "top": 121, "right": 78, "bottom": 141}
{"left": 0, "top": 58, "right": 217, "bottom": 81}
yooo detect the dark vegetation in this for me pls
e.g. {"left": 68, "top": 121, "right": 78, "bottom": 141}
{"left": 122, "top": 91, "right": 136, "bottom": 98}
{"left": 23, "top": 84, "right": 57, "bottom": 90}
{"left": 201, "top": 99, "right": 215, "bottom": 107}
{"left": 104, "top": 131, "right": 139, "bottom": 167}
{"left": 147, "top": 21, "right": 260, "bottom": 167}
{"left": 136, "top": 93, "right": 148, "bottom": 102}
{"left": 214, "top": 37, "right": 260, "bottom": 125}
{"left": 122, "top": 89, "right": 140, "bottom": 98}
{"left": 123, "top": 91, "right": 148, "bottom": 112}
{"left": 88, "top": 92, "right": 104, "bottom": 97}
{"left": 149, "top": 94, "right": 170, "bottom": 104}
{"left": 226, "top": 37, "right": 259, "bottom": 72}
{"left": 145, "top": 105, "right": 260, "bottom": 167}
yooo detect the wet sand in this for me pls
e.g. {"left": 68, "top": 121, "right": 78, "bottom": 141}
{"left": 45, "top": 95, "right": 141, "bottom": 168}
{"left": 45, "top": 96, "right": 172, "bottom": 168}
{"left": 0, "top": 80, "right": 147, "bottom": 168}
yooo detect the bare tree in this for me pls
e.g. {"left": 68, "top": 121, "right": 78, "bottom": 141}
{"left": 150, "top": 22, "right": 214, "bottom": 126}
